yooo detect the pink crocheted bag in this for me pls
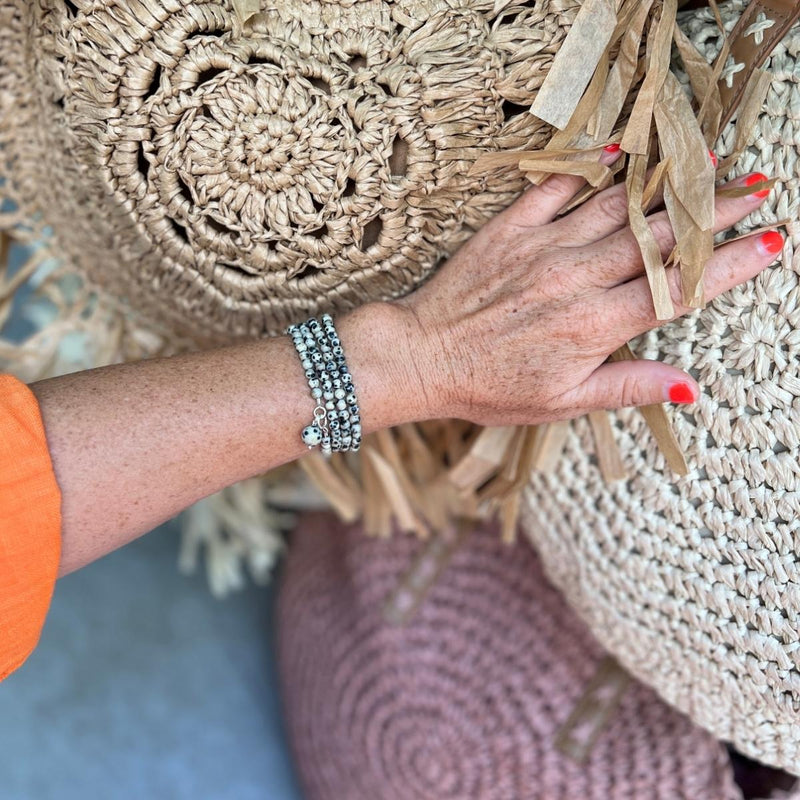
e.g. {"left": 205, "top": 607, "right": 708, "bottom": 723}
{"left": 275, "top": 514, "right": 793, "bottom": 800}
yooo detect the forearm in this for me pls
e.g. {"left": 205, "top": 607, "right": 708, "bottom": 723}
{"left": 30, "top": 302, "right": 425, "bottom": 576}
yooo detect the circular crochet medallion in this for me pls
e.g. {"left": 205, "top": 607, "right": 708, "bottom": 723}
{"left": 0, "top": 0, "right": 578, "bottom": 339}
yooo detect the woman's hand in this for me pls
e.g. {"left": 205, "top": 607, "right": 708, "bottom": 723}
{"left": 394, "top": 152, "right": 783, "bottom": 427}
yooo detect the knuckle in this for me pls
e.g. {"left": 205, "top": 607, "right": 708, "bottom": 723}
{"left": 595, "top": 189, "right": 630, "bottom": 226}
{"left": 618, "top": 374, "right": 647, "bottom": 408}
{"left": 532, "top": 260, "right": 573, "bottom": 300}
{"left": 537, "top": 174, "right": 574, "bottom": 202}
{"left": 557, "top": 301, "right": 609, "bottom": 348}
{"left": 648, "top": 215, "right": 676, "bottom": 250}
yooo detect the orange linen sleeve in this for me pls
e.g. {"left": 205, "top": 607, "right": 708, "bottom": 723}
{"left": 0, "top": 373, "right": 62, "bottom": 681}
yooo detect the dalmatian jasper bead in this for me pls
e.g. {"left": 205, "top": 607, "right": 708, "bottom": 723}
{"left": 301, "top": 425, "right": 323, "bottom": 447}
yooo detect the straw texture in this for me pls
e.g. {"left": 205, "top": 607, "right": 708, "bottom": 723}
{"left": 0, "top": 0, "right": 578, "bottom": 341}
{"left": 276, "top": 512, "right": 743, "bottom": 800}
{"left": 522, "top": 1, "right": 800, "bottom": 776}
{"left": 0, "top": 0, "right": 585, "bottom": 591}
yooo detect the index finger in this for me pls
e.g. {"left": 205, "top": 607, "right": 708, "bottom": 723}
{"left": 497, "top": 145, "right": 622, "bottom": 229}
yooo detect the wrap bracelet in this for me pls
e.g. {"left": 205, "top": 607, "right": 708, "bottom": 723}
{"left": 286, "top": 313, "right": 362, "bottom": 455}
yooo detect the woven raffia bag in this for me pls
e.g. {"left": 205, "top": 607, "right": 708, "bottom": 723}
{"left": 520, "top": 0, "right": 800, "bottom": 777}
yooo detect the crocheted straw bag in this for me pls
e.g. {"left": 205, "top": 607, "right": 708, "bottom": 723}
{"left": 519, "top": 0, "right": 800, "bottom": 777}
{"left": 0, "top": 0, "right": 581, "bottom": 590}
{"left": 3, "top": 0, "right": 791, "bottom": 593}
{"left": 276, "top": 511, "right": 797, "bottom": 800}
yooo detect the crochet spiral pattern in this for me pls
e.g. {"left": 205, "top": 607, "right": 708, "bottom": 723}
{"left": 276, "top": 513, "right": 741, "bottom": 800}
{"left": 0, "top": 0, "right": 580, "bottom": 340}
{"left": 523, "top": 1, "right": 800, "bottom": 775}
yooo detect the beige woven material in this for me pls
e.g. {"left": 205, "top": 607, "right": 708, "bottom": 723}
{"left": 0, "top": 0, "right": 577, "bottom": 341}
{"left": 522, "top": 1, "right": 800, "bottom": 776}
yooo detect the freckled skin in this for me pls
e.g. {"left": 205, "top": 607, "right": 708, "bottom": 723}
{"left": 33, "top": 303, "right": 422, "bottom": 575}
{"left": 396, "top": 169, "right": 780, "bottom": 427}
{"left": 32, "top": 167, "right": 779, "bottom": 576}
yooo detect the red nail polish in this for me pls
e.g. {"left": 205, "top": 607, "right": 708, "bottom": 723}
{"left": 758, "top": 231, "right": 785, "bottom": 255}
{"left": 668, "top": 383, "right": 696, "bottom": 404}
{"left": 745, "top": 172, "right": 771, "bottom": 199}
{"left": 603, "top": 143, "right": 621, "bottom": 153}
{"left": 709, "top": 150, "right": 718, "bottom": 168}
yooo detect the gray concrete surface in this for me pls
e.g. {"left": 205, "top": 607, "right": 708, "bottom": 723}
{"left": 0, "top": 521, "right": 303, "bottom": 800}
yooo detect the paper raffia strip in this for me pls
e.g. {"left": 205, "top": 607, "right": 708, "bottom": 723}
{"left": 530, "top": 0, "right": 618, "bottom": 131}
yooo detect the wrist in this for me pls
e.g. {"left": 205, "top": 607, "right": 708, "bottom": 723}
{"left": 334, "top": 301, "right": 439, "bottom": 433}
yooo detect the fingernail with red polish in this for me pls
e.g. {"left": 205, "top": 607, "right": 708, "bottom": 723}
{"left": 745, "top": 172, "right": 771, "bottom": 199}
{"left": 603, "top": 143, "right": 621, "bottom": 153}
{"left": 757, "top": 231, "right": 785, "bottom": 256}
{"left": 667, "top": 382, "right": 697, "bottom": 404}
{"left": 709, "top": 150, "right": 718, "bottom": 168}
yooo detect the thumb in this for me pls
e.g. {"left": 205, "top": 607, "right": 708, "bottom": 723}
{"left": 564, "top": 359, "right": 700, "bottom": 413}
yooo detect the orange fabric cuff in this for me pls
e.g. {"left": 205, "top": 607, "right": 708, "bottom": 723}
{"left": 0, "top": 374, "right": 62, "bottom": 681}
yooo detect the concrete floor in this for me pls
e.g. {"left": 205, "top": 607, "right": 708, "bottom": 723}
{"left": 0, "top": 521, "right": 304, "bottom": 800}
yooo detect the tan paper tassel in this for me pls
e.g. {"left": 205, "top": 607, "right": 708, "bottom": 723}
{"left": 478, "top": 425, "right": 532, "bottom": 502}
{"left": 626, "top": 152, "right": 674, "bottom": 320}
{"left": 642, "top": 157, "right": 671, "bottom": 210}
{"left": 448, "top": 425, "right": 518, "bottom": 492}
{"left": 470, "top": 146, "right": 610, "bottom": 175}
{"left": 401, "top": 424, "right": 444, "bottom": 476}
{"left": 717, "top": 178, "right": 778, "bottom": 200}
{"left": 361, "top": 444, "right": 392, "bottom": 538}
{"left": 588, "top": 411, "right": 627, "bottom": 482}
{"left": 531, "top": 421, "right": 572, "bottom": 472}
{"left": 588, "top": 0, "right": 655, "bottom": 142}
{"left": 672, "top": 24, "right": 723, "bottom": 144}
{"left": 298, "top": 452, "right": 362, "bottom": 523}
{"left": 655, "top": 72, "right": 716, "bottom": 307}
{"left": 546, "top": 49, "right": 613, "bottom": 151}
{"left": 232, "top": 0, "right": 262, "bottom": 24}
{"left": 620, "top": 0, "right": 678, "bottom": 155}
{"left": 374, "top": 428, "right": 432, "bottom": 535}
{"left": 531, "top": 0, "right": 618, "bottom": 130}
{"left": 365, "top": 446, "right": 428, "bottom": 538}
{"left": 499, "top": 491, "right": 521, "bottom": 544}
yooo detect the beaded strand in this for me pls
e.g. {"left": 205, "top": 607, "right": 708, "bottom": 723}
{"left": 287, "top": 314, "right": 361, "bottom": 454}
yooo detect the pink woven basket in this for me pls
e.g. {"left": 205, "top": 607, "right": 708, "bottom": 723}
{"left": 276, "top": 513, "right": 745, "bottom": 800}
